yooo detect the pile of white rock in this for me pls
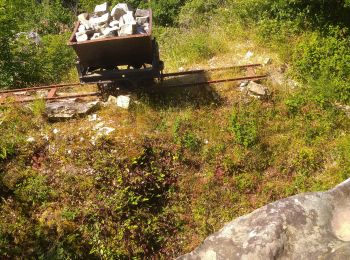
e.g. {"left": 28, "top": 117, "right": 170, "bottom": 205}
{"left": 75, "top": 2, "right": 150, "bottom": 42}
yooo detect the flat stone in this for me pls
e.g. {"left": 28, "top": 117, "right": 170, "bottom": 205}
{"left": 94, "top": 2, "right": 109, "bottom": 15}
{"left": 135, "top": 8, "right": 149, "bottom": 17}
{"left": 90, "top": 12, "right": 110, "bottom": 27}
{"left": 46, "top": 100, "right": 100, "bottom": 120}
{"left": 178, "top": 178, "right": 350, "bottom": 260}
{"left": 244, "top": 81, "right": 269, "bottom": 99}
{"left": 118, "top": 24, "right": 135, "bottom": 36}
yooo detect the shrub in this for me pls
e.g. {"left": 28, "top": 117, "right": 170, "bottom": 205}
{"left": 292, "top": 27, "right": 350, "bottom": 103}
{"left": 173, "top": 117, "right": 202, "bottom": 152}
{"left": 230, "top": 106, "right": 260, "bottom": 148}
{"left": 234, "top": 0, "right": 350, "bottom": 27}
{"left": 14, "top": 175, "right": 51, "bottom": 205}
{"left": 3, "top": 33, "right": 74, "bottom": 88}
{"left": 40, "top": 33, "right": 75, "bottom": 83}
{"left": 0, "top": 107, "right": 32, "bottom": 161}
{"left": 150, "top": 0, "right": 185, "bottom": 26}
{"left": 179, "top": 0, "right": 226, "bottom": 25}
{"left": 337, "top": 136, "right": 350, "bottom": 179}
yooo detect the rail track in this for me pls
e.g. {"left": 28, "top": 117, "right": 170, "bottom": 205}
{"left": 0, "top": 63, "right": 267, "bottom": 104}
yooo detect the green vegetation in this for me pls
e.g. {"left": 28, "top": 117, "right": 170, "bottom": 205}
{"left": 1, "top": 0, "right": 350, "bottom": 258}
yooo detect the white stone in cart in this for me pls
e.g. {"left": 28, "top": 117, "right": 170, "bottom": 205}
{"left": 119, "top": 16, "right": 125, "bottom": 27}
{"left": 115, "top": 3, "right": 131, "bottom": 13}
{"left": 78, "top": 26, "right": 94, "bottom": 37}
{"left": 122, "top": 11, "right": 136, "bottom": 25}
{"left": 76, "top": 34, "right": 88, "bottom": 42}
{"left": 136, "top": 25, "right": 146, "bottom": 34}
{"left": 91, "top": 33, "right": 101, "bottom": 40}
{"left": 135, "top": 9, "right": 149, "bottom": 17}
{"left": 75, "top": 30, "right": 85, "bottom": 37}
{"left": 111, "top": 5, "right": 127, "bottom": 20}
{"left": 143, "top": 23, "right": 150, "bottom": 33}
{"left": 102, "top": 26, "right": 119, "bottom": 37}
{"left": 94, "top": 24, "right": 107, "bottom": 32}
{"left": 118, "top": 24, "right": 136, "bottom": 36}
{"left": 94, "top": 2, "right": 109, "bottom": 15}
{"left": 78, "top": 13, "right": 91, "bottom": 29}
{"left": 78, "top": 24, "right": 86, "bottom": 32}
{"left": 75, "top": 3, "right": 150, "bottom": 41}
{"left": 109, "top": 20, "right": 119, "bottom": 27}
{"left": 136, "top": 16, "right": 149, "bottom": 25}
{"left": 90, "top": 12, "right": 110, "bottom": 28}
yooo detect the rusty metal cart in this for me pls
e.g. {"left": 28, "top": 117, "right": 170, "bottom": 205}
{"left": 68, "top": 9, "right": 164, "bottom": 85}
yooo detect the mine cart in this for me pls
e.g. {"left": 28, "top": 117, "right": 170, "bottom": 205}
{"left": 68, "top": 9, "right": 164, "bottom": 85}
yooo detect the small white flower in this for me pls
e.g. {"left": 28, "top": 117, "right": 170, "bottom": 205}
{"left": 88, "top": 114, "right": 98, "bottom": 121}
{"left": 27, "top": 137, "right": 35, "bottom": 143}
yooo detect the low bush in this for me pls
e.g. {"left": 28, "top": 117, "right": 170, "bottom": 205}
{"left": 292, "top": 27, "right": 350, "bottom": 103}
{"left": 173, "top": 117, "right": 202, "bottom": 152}
{"left": 230, "top": 105, "right": 260, "bottom": 148}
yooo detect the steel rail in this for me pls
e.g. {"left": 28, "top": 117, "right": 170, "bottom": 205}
{"left": 0, "top": 92, "right": 100, "bottom": 104}
{"left": 0, "top": 64, "right": 263, "bottom": 95}
{"left": 161, "top": 74, "right": 268, "bottom": 90}
{"left": 0, "top": 83, "right": 81, "bottom": 94}
{"left": 162, "top": 63, "right": 262, "bottom": 78}
{"left": 0, "top": 74, "right": 267, "bottom": 104}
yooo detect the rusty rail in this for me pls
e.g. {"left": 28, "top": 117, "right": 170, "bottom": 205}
{"left": 162, "top": 63, "right": 262, "bottom": 78}
{"left": 0, "top": 92, "right": 100, "bottom": 105}
{"left": 161, "top": 75, "right": 267, "bottom": 90}
{"left": 0, "top": 83, "right": 81, "bottom": 94}
{"left": 0, "top": 63, "right": 262, "bottom": 95}
{"left": 0, "top": 64, "right": 267, "bottom": 104}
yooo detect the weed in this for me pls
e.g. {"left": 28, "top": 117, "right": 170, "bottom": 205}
{"left": 31, "top": 99, "right": 46, "bottom": 118}
{"left": 173, "top": 117, "right": 202, "bottom": 152}
{"left": 14, "top": 175, "right": 51, "bottom": 205}
{"left": 230, "top": 105, "right": 259, "bottom": 148}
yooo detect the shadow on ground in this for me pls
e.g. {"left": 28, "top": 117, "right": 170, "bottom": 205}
{"left": 100, "top": 72, "right": 223, "bottom": 110}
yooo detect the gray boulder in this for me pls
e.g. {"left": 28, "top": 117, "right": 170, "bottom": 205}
{"left": 178, "top": 179, "right": 350, "bottom": 260}
{"left": 46, "top": 99, "right": 100, "bottom": 120}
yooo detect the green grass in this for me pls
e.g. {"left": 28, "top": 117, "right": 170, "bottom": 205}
{"left": 1, "top": 2, "right": 350, "bottom": 258}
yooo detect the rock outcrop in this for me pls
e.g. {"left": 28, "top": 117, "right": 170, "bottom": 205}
{"left": 46, "top": 99, "right": 100, "bottom": 120}
{"left": 178, "top": 179, "right": 350, "bottom": 260}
